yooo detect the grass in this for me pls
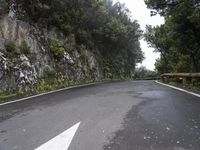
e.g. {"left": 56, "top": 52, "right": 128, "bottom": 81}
{"left": 0, "top": 93, "right": 18, "bottom": 101}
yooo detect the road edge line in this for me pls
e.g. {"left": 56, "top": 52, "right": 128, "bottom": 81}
{"left": 0, "top": 82, "right": 99, "bottom": 106}
{"left": 155, "top": 81, "right": 200, "bottom": 98}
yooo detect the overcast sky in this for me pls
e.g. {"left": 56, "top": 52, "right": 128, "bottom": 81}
{"left": 115, "top": 0, "right": 165, "bottom": 70}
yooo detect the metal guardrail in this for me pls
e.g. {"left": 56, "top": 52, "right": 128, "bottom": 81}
{"left": 161, "top": 73, "right": 200, "bottom": 78}
{"left": 161, "top": 73, "right": 200, "bottom": 84}
{"left": 135, "top": 77, "right": 159, "bottom": 80}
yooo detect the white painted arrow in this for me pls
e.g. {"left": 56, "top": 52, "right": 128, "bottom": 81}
{"left": 35, "top": 122, "right": 81, "bottom": 150}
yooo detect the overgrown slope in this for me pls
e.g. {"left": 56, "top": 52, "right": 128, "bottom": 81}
{"left": 0, "top": 0, "right": 143, "bottom": 94}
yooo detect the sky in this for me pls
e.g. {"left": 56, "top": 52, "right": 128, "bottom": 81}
{"left": 115, "top": 0, "right": 165, "bottom": 70}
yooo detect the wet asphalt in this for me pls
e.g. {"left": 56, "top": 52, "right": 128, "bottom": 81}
{"left": 0, "top": 81, "right": 200, "bottom": 150}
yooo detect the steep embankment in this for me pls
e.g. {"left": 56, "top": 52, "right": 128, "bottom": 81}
{"left": 0, "top": 14, "right": 100, "bottom": 93}
{"left": 0, "top": 0, "right": 143, "bottom": 96}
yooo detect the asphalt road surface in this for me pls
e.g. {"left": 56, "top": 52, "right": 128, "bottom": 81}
{"left": 0, "top": 81, "right": 200, "bottom": 150}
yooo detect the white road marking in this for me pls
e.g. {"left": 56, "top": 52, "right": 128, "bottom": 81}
{"left": 35, "top": 122, "right": 81, "bottom": 150}
{"left": 155, "top": 81, "right": 200, "bottom": 98}
{"left": 0, "top": 83, "right": 98, "bottom": 106}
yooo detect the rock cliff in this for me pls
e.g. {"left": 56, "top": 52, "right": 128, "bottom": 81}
{"left": 0, "top": 0, "right": 143, "bottom": 94}
{"left": 0, "top": 14, "right": 101, "bottom": 93}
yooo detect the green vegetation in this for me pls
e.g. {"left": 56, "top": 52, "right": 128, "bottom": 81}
{"left": 9, "top": 0, "right": 144, "bottom": 78}
{"left": 42, "top": 65, "right": 56, "bottom": 80}
{"left": 1, "top": 41, "right": 31, "bottom": 56}
{"left": 50, "top": 40, "right": 65, "bottom": 59}
{"left": 0, "top": 0, "right": 145, "bottom": 101}
{"left": 78, "top": 44, "right": 87, "bottom": 62}
{"left": 0, "top": 93, "right": 17, "bottom": 101}
{"left": 134, "top": 66, "right": 158, "bottom": 79}
{"left": 0, "top": 77, "right": 125, "bottom": 102}
{"left": 144, "top": 0, "right": 200, "bottom": 74}
{"left": 19, "top": 41, "right": 31, "bottom": 55}
{"left": 5, "top": 42, "right": 15, "bottom": 53}
{"left": 163, "top": 80, "right": 200, "bottom": 94}
{"left": 3, "top": 41, "right": 18, "bottom": 56}
{"left": 0, "top": 42, "right": 18, "bottom": 75}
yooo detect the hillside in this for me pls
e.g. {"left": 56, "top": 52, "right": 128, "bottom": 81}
{"left": 0, "top": 0, "right": 143, "bottom": 95}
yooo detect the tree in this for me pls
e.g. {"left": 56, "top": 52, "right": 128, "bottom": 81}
{"left": 134, "top": 66, "right": 157, "bottom": 79}
{"left": 145, "top": 0, "right": 200, "bottom": 73}
{"left": 7, "top": 0, "right": 144, "bottom": 78}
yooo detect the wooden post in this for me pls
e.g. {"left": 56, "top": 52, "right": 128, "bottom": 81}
{"left": 182, "top": 77, "right": 187, "bottom": 84}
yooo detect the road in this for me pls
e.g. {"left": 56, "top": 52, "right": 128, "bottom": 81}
{"left": 0, "top": 81, "right": 200, "bottom": 150}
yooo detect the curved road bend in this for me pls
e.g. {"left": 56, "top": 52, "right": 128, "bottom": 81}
{"left": 0, "top": 81, "right": 200, "bottom": 150}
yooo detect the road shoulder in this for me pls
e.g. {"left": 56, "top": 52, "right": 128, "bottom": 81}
{"left": 155, "top": 81, "right": 200, "bottom": 98}
{"left": 0, "top": 82, "right": 101, "bottom": 106}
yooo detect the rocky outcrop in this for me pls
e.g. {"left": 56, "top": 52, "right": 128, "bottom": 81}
{"left": 0, "top": 14, "right": 102, "bottom": 93}
{"left": 0, "top": 0, "right": 142, "bottom": 94}
{"left": 0, "top": 52, "right": 8, "bottom": 92}
{"left": 0, "top": 51, "right": 37, "bottom": 92}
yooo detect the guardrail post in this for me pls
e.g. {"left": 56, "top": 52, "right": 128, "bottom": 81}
{"left": 182, "top": 77, "right": 187, "bottom": 84}
{"left": 161, "top": 73, "right": 200, "bottom": 86}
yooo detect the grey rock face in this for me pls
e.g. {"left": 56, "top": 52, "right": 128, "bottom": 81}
{"left": 0, "top": 38, "right": 5, "bottom": 49}
{"left": 0, "top": 52, "right": 38, "bottom": 92}
{"left": 14, "top": 55, "right": 37, "bottom": 92}
{"left": 0, "top": 14, "right": 102, "bottom": 93}
{"left": 0, "top": 0, "right": 8, "bottom": 15}
{"left": 0, "top": 52, "right": 8, "bottom": 92}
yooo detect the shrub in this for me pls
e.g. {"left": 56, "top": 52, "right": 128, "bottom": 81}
{"left": 19, "top": 41, "right": 31, "bottom": 55}
{"left": 4, "top": 41, "right": 16, "bottom": 54}
{"left": 61, "top": 24, "right": 74, "bottom": 34}
{"left": 0, "top": 48, "right": 6, "bottom": 54}
{"left": 50, "top": 40, "right": 65, "bottom": 59}
{"left": 42, "top": 65, "right": 56, "bottom": 80}
{"left": 36, "top": 81, "right": 54, "bottom": 93}
{"left": 78, "top": 44, "right": 87, "bottom": 61}
{"left": 76, "top": 29, "right": 91, "bottom": 44}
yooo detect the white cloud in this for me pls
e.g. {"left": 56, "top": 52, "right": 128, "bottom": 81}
{"left": 115, "top": 0, "right": 165, "bottom": 70}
